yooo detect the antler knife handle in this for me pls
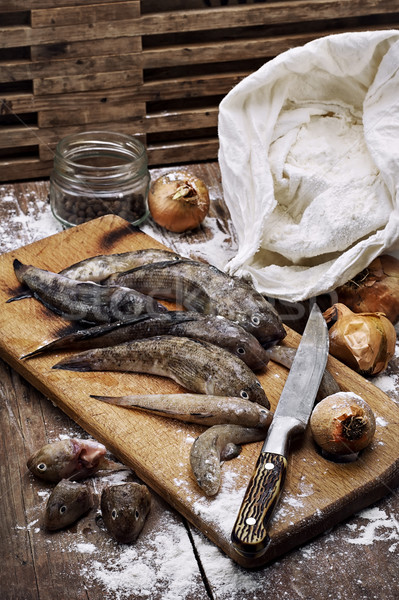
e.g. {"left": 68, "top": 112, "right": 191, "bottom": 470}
{"left": 231, "top": 452, "right": 287, "bottom": 558}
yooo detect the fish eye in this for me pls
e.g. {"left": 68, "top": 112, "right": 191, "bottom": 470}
{"left": 135, "top": 510, "right": 140, "bottom": 520}
{"left": 59, "top": 505, "right": 67, "bottom": 515}
{"left": 237, "top": 347, "right": 246, "bottom": 355}
{"left": 111, "top": 509, "right": 118, "bottom": 520}
{"left": 251, "top": 314, "right": 261, "bottom": 326}
{"left": 256, "top": 381, "right": 262, "bottom": 388}
{"left": 240, "top": 390, "right": 249, "bottom": 399}
{"left": 37, "top": 463, "right": 47, "bottom": 472}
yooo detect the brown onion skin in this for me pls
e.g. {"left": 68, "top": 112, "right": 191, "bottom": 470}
{"left": 148, "top": 171, "right": 210, "bottom": 233}
{"left": 336, "top": 255, "right": 399, "bottom": 324}
{"left": 324, "top": 303, "right": 396, "bottom": 376}
{"left": 310, "top": 392, "right": 376, "bottom": 456}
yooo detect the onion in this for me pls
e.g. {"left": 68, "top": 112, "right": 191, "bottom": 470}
{"left": 323, "top": 303, "right": 396, "bottom": 376}
{"left": 336, "top": 254, "right": 399, "bottom": 324}
{"left": 148, "top": 171, "right": 210, "bottom": 233}
{"left": 310, "top": 392, "right": 376, "bottom": 457}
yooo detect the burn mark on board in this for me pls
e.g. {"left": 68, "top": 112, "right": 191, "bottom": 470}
{"left": 100, "top": 223, "right": 141, "bottom": 250}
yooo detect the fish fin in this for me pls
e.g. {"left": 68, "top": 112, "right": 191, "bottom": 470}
{"left": 6, "top": 290, "right": 33, "bottom": 303}
{"left": 96, "top": 457, "right": 131, "bottom": 473}
{"left": 13, "top": 258, "right": 24, "bottom": 271}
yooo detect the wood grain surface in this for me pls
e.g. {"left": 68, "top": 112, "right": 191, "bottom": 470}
{"left": 3, "top": 1, "right": 399, "bottom": 181}
{"left": 1, "top": 213, "right": 398, "bottom": 568}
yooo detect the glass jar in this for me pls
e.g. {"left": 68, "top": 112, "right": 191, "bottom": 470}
{"left": 50, "top": 131, "right": 150, "bottom": 227}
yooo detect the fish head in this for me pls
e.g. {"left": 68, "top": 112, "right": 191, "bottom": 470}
{"left": 220, "top": 283, "right": 286, "bottom": 347}
{"left": 101, "top": 482, "right": 151, "bottom": 543}
{"left": 44, "top": 479, "right": 93, "bottom": 530}
{"left": 221, "top": 320, "right": 271, "bottom": 371}
{"left": 236, "top": 378, "right": 269, "bottom": 409}
{"left": 27, "top": 438, "right": 107, "bottom": 482}
{"left": 27, "top": 439, "right": 80, "bottom": 482}
{"left": 237, "top": 305, "right": 286, "bottom": 347}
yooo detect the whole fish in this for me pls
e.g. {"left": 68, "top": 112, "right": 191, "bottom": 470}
{"left": 103, "top": 259, "right": 286, "bottom": 346}
{"left": 53, "top": 335, "right": 269, "bottom": 407}
{"left": 44, "top": 479, "right": 94, "bottom": 530}
{"left": 27, "top": 438, "right": 121, "bottom": 483}
{"left": 7, "top": 248, "right": 181, "bottom": 302}
{"left": 10, "top": 259, "right": 167, "bottom": 323}
{"left": 91, "top": 393, "right": 272, "bottom": 429}
{"left": 60, "top": 248, "right": 181, "bottom": 282}
{"left": 21, "top": 311, "right": 269, "bottom": 371}
{"left": 190, "top": 424, "right": 266, "bottom": 496}
{"left": 101, "top": 482, "right": 151, "bottom": 543}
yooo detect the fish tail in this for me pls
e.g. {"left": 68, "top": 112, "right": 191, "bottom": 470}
{"left": 52, "top": 356, "right": 95, "bottom": 371}
{"left": 90, "top": 395, "right": 122, "bottom": 405}
{"left": 20, "top": 347, "right": 45, "bottom": 359}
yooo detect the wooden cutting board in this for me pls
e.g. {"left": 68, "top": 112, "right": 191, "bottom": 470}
{"left": 1, "top": 214, "right": 399, "bottom": 568}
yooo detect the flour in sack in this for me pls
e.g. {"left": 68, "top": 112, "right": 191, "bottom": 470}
{"left": 218, "top": 30, "right": 399, "bottom": 302}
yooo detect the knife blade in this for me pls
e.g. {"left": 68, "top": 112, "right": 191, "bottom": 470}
{"left": 231, "top": 303, "right": 329, "bottom": 559}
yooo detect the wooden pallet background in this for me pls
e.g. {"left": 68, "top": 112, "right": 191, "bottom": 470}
{"left": 1, "top": 0, "right": 398, "bottom": 182}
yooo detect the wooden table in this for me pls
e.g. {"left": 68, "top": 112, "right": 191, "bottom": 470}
{"left": 1, "top": 165, "right": 399, "bottom": 600}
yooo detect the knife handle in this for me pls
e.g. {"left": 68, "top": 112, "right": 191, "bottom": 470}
{"left": 231, "top": 452, "right": 287, "bottom": 558}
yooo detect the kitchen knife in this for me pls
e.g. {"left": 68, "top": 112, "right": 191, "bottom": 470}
{"left": 231, "top": 303, "right": 329, "bottom": 558}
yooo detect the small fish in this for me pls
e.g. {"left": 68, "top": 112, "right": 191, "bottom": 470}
{"left": 9, "top": 259, "right": 167, "bottom": 323}
{"left": 60, "top": 248, "right": 181, "bottom": 282}
{"left": 101, "top": 482, "right": 151, "bottom": 543}
{"left": 265, "top": 345, "right": 340, "bottom": 400}
{"left": 91, "top": 393, "right": 272, "bottom": 429}
{"left": 103, "top": 259, "right": 286, "bottom": 347}
{"left": 27, "top": 438, "right": 121, "bottom": 483}
{"left": 190, "top": 424, "right": 266, "bottom": 496}
{"left": 21, "top": 311, "right": 269, "bottom": 370}
{"left": 8, "top": 248, "right": 181, "bottom": 302}
{"left": 44, "top": 479, "right": 94, "bottom": 530}
{"left": 53, "top": 335, "right": 269, "bottom": 407}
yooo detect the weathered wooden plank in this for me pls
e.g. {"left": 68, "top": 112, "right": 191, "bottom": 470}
{"left": 1, "top": 88, "right": 141, "bottom": 115}
{"left": 0, "top": 54, "right": 141, "bottom": 85}
{"left": 0, "top": 122, "right": 145, "bottom": 151}
{"left": 33, "top": 69, "right": 142, "bottom": 95}
{"left": 3, "top": 1, "right": 399, "bottom": 49}
{"left": 30, "top": 36, "right": 141, "bottom": 61}
{"left": 138, "top": 1, "right": 399, "bottom": 35}
{"left": 38, "top": 100, "right": 146, "bottom": 128}
{"left": 31, "top": 1, "right": 140, "bottom": 28}
{"left": 0, "top": 20, "right": 141, "bottom": 50}
{"left": 144, "top": 107, "right": 218, "bottom": 133}
{"left": 147, "top": 138, "right": 219, "bottom": 165}
{"left": 38, "top": 104, "right": 216, "bottom": 131}
{"left": 0, "top": 0, "right": 128, "bottom": 10}
{"left": 141, "top": 22, "right": 399, "bottom": 69}
{"left": 0, "top": 157, "right": 52, "bottom": 182}
{"left": 141, "top": 71, "right": 248, "bottom": 101}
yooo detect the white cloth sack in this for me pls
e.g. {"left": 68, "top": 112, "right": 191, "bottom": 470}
{"left": 218, "top": 30, "right": 399, "bottom": 302}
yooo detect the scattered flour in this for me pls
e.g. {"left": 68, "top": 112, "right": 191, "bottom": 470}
{"left": 0, "top": 187, "right": 62, "bottom": 254}
{"left": 142, "top": 214, "right": 236, "bottom": 270}
{"left": 345, "top": 507, "right": 399, "bottom": 553}
{"left": 79, "top": 518, "right": 202, "bottom": 600}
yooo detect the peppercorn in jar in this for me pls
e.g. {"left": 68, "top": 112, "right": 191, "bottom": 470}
{"left": 50, "top": 131, "right": 150, "bottom": 228}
